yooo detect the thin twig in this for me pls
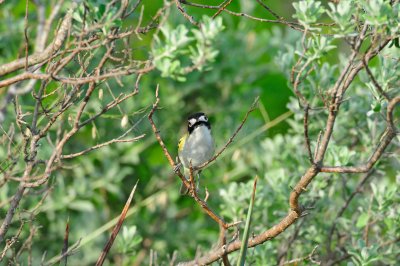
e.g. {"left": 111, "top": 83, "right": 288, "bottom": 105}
{"left": 43, "top": 239, "right": 81, "bottom": 266}
{"left": 255, "top": 0, "right": 283, "bottom": 20}
{"left": 180, "top": 0, "right": 304, "bottom": 32}
{"left": 362, "top": 58, "right": 390, "bottom": 101}
{"left": 283, "top": 245, "right": 320, "bottom": 265}
{"left": 175, "top": 0, "right": 199, "bottom": 26}
{"left": 195, "top": 97, "right": 259, "bottom": 171}
{"left": 303, "top": 104, "right": 314, "bottom": 164}
{"left": 60, "top": 218, "right": 70, "bottom": 266}
{"left": 61, "top": 134, "right": 145, "bottom": 159}
{"left": 212, "top": 0, "right": 233, "bottom": 19}
{"left": 0, "top": 65, "right": 155, "bottom": 88}
{"left": 0, "top": 5, "right": 75, "bottom": 76}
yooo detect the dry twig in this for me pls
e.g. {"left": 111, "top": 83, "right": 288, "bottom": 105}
{"left": 95, "top": 181, "right": 139, "bottom": 266}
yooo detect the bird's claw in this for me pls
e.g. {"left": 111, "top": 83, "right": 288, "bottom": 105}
{"left": 173, "top": 162, "right": 182, "bottom": 173}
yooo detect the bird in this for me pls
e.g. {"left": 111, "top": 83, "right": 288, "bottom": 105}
{"left": 177, "top": 112, "right": 215, "bottom": 194}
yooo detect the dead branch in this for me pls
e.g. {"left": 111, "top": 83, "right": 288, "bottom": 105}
{"left": 61, "top": 134, "right": 145, "bottom": 159}
{"left": 95, "top": 181, "right": 138, "bottom": 266}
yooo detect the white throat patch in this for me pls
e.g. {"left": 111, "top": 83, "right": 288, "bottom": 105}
{"left": 188, "top": 118, "right": 197, "bottom": 127}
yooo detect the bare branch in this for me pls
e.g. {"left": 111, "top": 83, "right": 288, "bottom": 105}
{"left": 321, "top": 96, "right": 399, "bottom": 173}
{"left": 0, "top": 64, "right": 155, "bottom": 88}
{"left": 195, "top": 97, "right": 259, "bottom": 171}
{"left": 61, "top": 134, "right": 145, "bottom": 159}
{"left": 175, "top": 0, "right": 199, "bottom": 27}
{"left": 283, "top": 245, "right": 320, "bottom": 265}
{"left": 95, "top": 181, "right": 138, "bottom": 266}
{"left": 0, "top": 185, "right": 26, "bottom": 243}
{"left": 180, "top": 0, "right": 304, "bottom": 31}
{"left": 212, "top": 0, "right": 234, "bottom": 19}
{"left": 0, "top": 4, "right": 75, "bottom": 76}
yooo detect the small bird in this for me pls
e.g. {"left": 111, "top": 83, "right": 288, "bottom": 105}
{"left": 178, "top": 112, "right": 215, "bottom": 194}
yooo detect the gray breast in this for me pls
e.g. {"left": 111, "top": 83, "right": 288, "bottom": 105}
{"left": 180, "top": 126, "right": 214, "bottom": 168}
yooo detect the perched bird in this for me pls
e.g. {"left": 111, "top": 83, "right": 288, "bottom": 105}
{"left": 178, "top": 112, "right": 215, "bottom": 194}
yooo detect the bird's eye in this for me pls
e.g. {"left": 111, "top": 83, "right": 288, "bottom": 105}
{"left": 199, "top": 115, "right": 208, "bottom": 122}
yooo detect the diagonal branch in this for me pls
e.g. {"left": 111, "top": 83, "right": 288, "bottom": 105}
{"left": 95, "top": 181, "right": 138, "bottom": 266}
{"left": 0, "top": 4, "right": 75, "bottom": 76}
{"left": 148, "top": 85, "right": 239, "bottom": 229}
{"left": 212, "top": 0, "right": 233, "bottom": 19}
{"left": 194, "top": 97, "right": 259, "bottom": 171}
{"left": 321, "top": 96, "right": 399, "bottom": 173}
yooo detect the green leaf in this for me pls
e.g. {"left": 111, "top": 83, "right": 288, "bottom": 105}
{"left": 68, "top": 200, "right": 95, "bottom": 212}
{"left": 237, "top": 176, "right": 258, "bottom": 266}
{"left": 98, "top": 4, "right": 106, "bottom": 18}
{"left": 356, "top": 213, "right": 369, "bottom": 228}
{"left": 293, "top": 0, "right": 326, "bottom": 28}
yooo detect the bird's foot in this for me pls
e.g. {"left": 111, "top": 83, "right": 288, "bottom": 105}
{"left": 173, "top": 162, "right": 182, "bottom": 173}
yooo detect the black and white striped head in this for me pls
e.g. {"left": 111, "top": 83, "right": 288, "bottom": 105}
{"left": 187, "top": 112, "right": 211, "bottom": 134}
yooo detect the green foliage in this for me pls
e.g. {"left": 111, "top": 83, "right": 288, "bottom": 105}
{"left": 293, "top": 0, "right": 325, "bottom": 29}
{"left": 115, "top": 226, "right": 143, "bottom": 257}
{"left": 0, "top": 0, "right": 399, "bottom": 265}
{"left": 327, "top": 1, "right": 356, "bottom": 34}
{"left": 152, "top": 16, "right": 224, "bottom": 81}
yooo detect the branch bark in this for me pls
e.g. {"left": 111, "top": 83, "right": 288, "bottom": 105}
{"left": 0, "top": 4, "right": 75, "bottom": 76}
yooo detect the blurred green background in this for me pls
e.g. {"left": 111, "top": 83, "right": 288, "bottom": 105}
{"left": 1, "top": 1, "right": 399, "bottom": 265}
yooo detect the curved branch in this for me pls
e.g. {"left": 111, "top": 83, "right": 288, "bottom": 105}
{"left": 321, "top": 96, "right": 399, "bottom": 173}
{"left": 0, "top": 65, "right": 155, "bottom": 88}
{"left": 0, "top": 4, "right": 75, "bottom": 76}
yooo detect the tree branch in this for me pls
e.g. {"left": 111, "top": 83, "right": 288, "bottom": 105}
{"left": 0, "top": 4, "right": 75, "bottom": 76}
{"left": 148, "top": 85, "right": 240, "bottom": 229}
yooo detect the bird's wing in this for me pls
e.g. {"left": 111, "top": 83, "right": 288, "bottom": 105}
{"left": 178, "top": 133, "right": 188, "bottom": 155}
